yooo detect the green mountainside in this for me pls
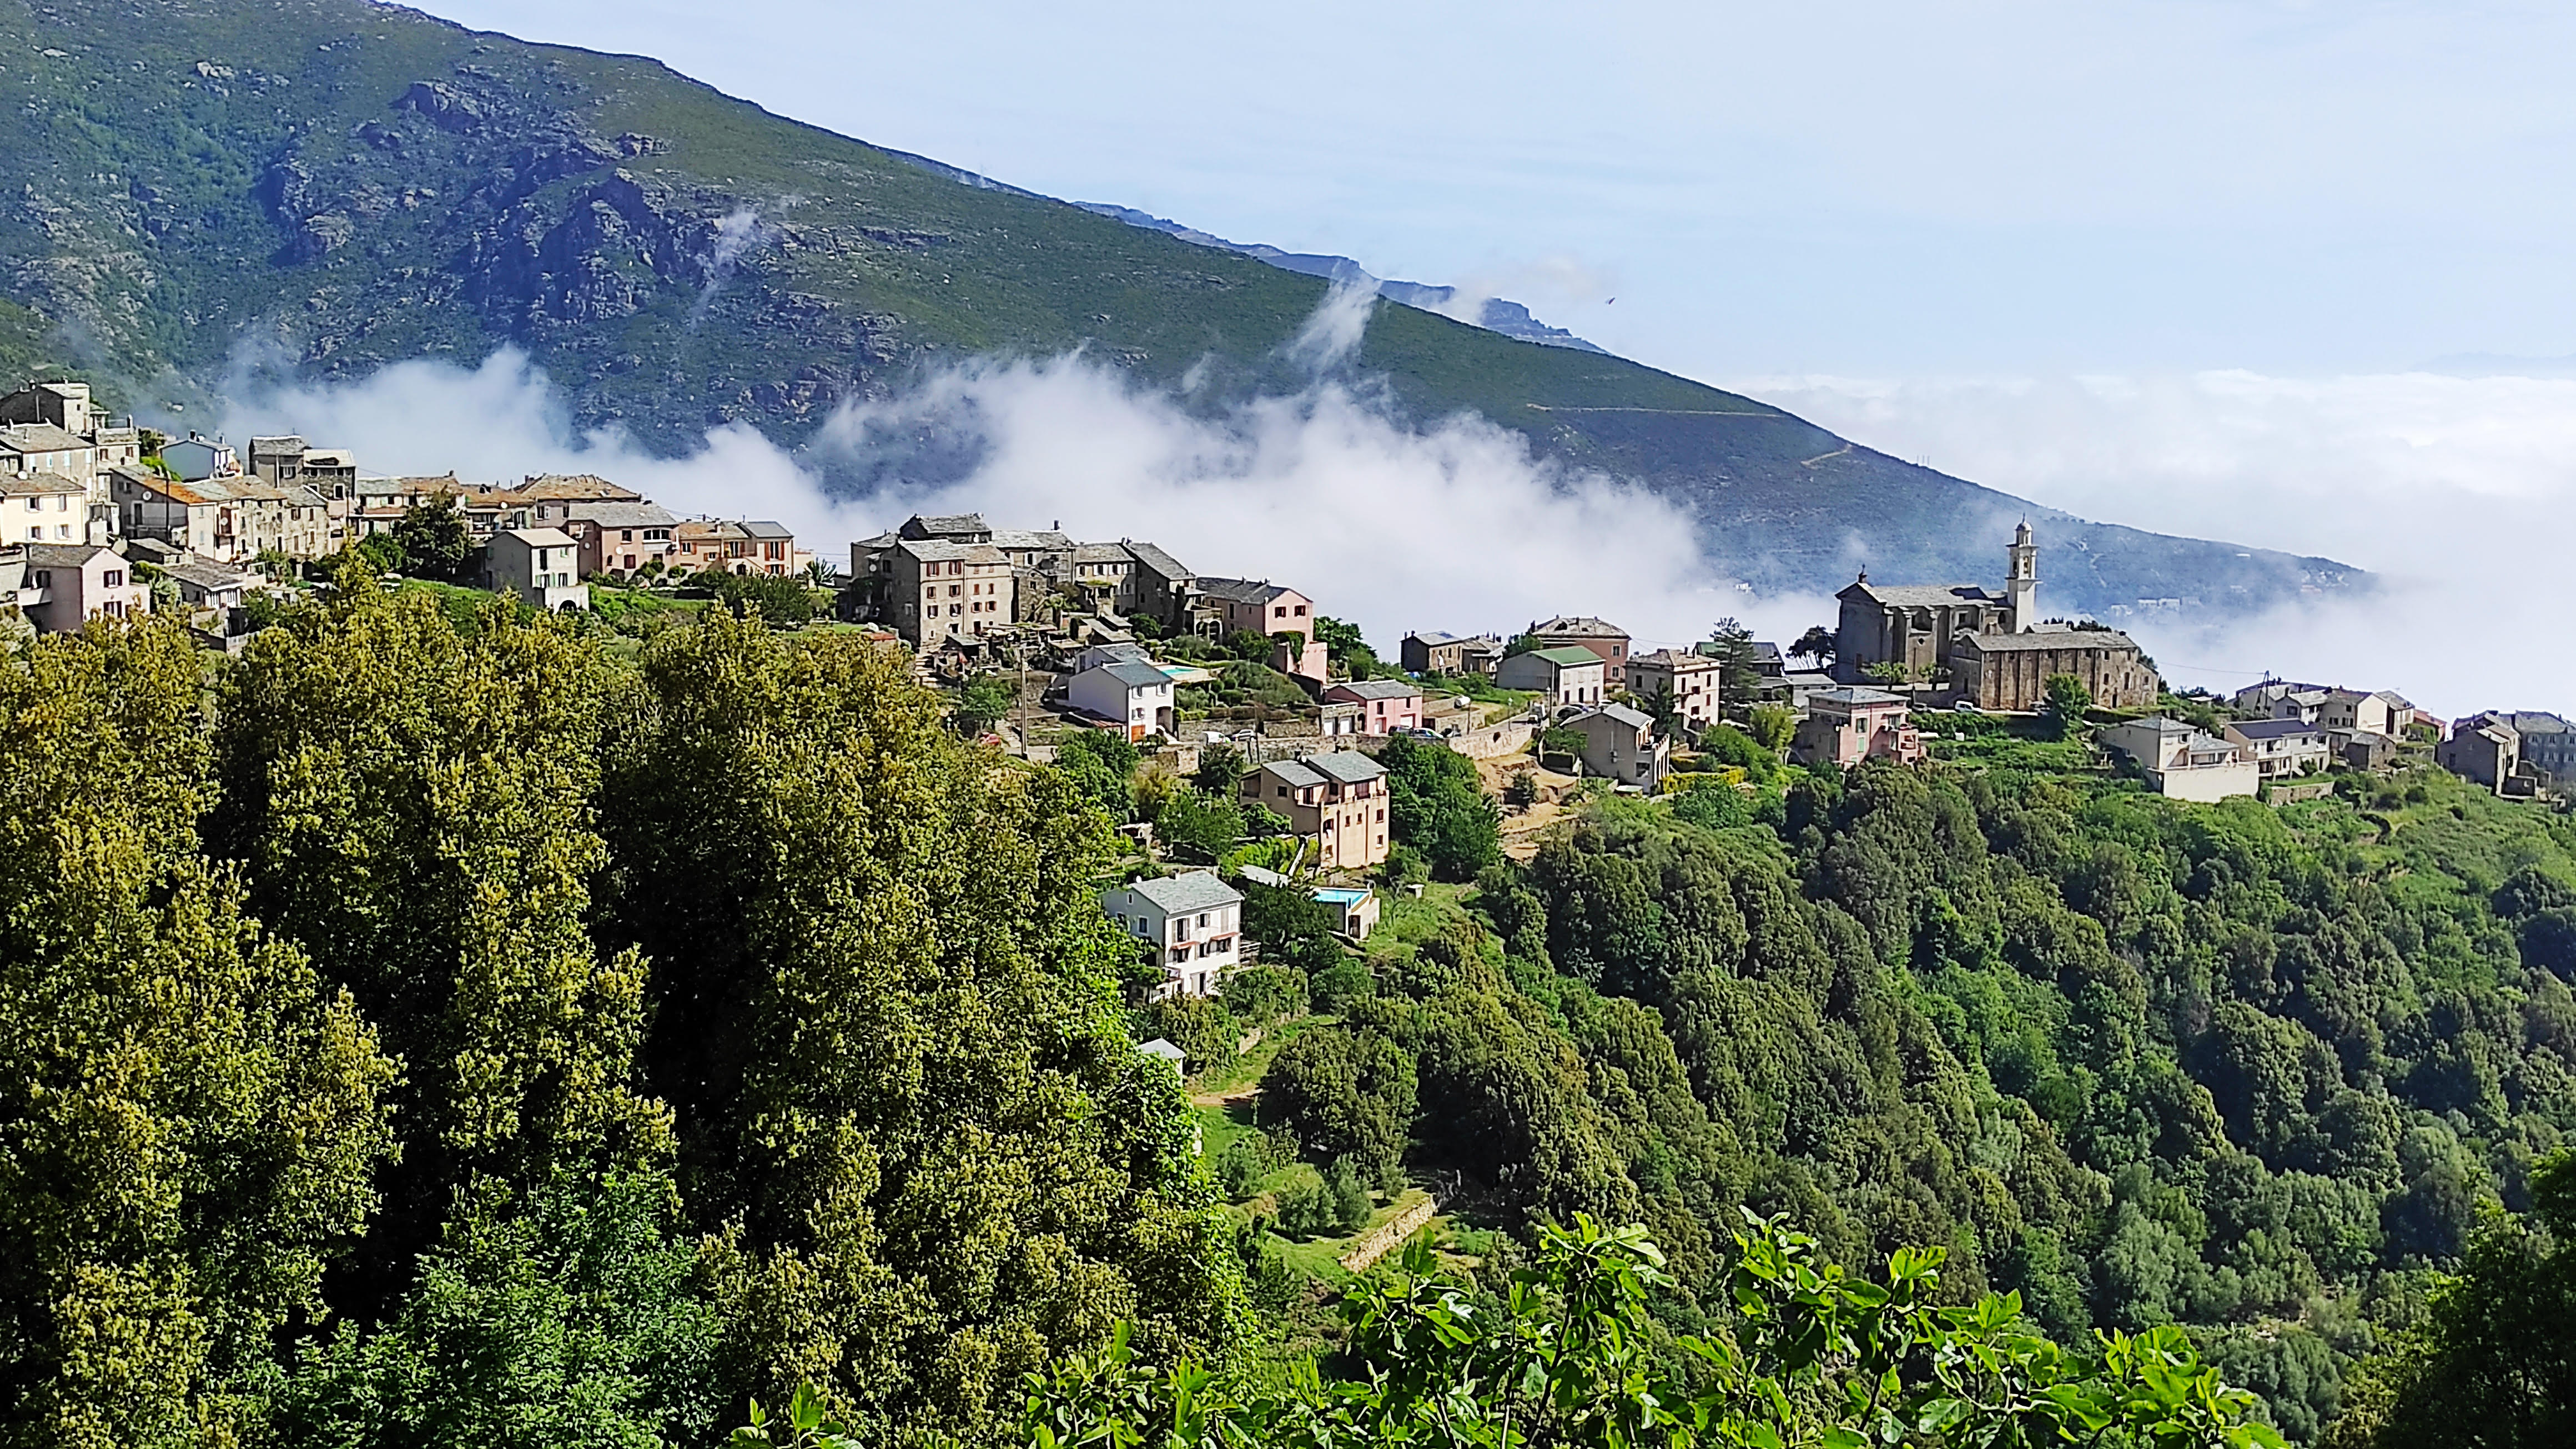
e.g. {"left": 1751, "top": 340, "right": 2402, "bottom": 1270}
{"left": 2, "top": 0, "right": 2357, "bottom": 613}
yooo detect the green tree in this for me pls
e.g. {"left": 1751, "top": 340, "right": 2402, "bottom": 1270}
{"left": 1502, "top": 769, "right": 1539, "bottom": 809}
{"left": 271, "top": 1168, "right": 722, "bottom": 1449}
{"left": 2042, "top": 672, "right": 2094, "bottom": 738}
{"left": 2330, "top": 1150, "right": 2576, "bottom": 1448}
{"left": 1380, "top": 735, "right": 1501, "bottom": 881}
{"left": 594, "top": 610, "right": 1237, "bottom": 1436}
{"left": 1747, "top": 702, "right": 1797, "bottom": 751}
{"left": 1314, "top": 615, "right": 1380, "bottom": 680}
{"left": 1863, "top": 658, "right": 1912, "bottom": 686}
{"left": 0, "top": 617, "right": 396, "bottom": 1447}
{"left": 953, "top": 673, "right": 1014, "bottom": 734}
{"left": 1262, "top": 1025, "right": 1417, "bottom": 1191}
{"left": 392, "top": 494, "right": 474, "bottom": 582}
{"left": 1158, "top": 789, "right": 1246, "bottom": 864}
{"left": 1791, "top": 622, "right": 1837, "bottom": 666}
{"left": 356, "top": 531, "right": 406, "bottom": 573}
{"left": 1193, "top": 741, "right": 1247, "bottom": 796}
{"left": 1706, "top": 616, "right": 1761, "bottom": 712}
{"left": 210, "top": 556, "right": 671, "bottom": 1310}
{"left": 706, "top": 568, "right": 821, "bottom": 625}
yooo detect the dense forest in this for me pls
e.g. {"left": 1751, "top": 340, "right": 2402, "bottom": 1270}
{"left": 3, "top": 569, "right": 2572, "bottom": 1445}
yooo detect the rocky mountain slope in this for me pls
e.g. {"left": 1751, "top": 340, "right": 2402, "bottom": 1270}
{"left": 0, "top": 0, "right": 2360, "bottom": 614}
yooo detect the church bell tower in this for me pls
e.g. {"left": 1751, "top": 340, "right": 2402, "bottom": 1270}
{"left": 2005, "top": 520, "right": 2039, "bottom": 632}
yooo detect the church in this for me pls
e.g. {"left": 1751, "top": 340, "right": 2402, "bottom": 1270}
{"left": 1833, "top": 524, "right": 2161, "bottom": 713}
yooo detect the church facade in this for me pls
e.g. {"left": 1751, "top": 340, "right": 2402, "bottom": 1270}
{"left": 1832, "top": 524, "right": 2160, "bottom": 712}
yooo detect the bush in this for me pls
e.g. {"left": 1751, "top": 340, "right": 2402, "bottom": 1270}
{"left": 1139, "top": 995, "right": 1240, "bottom": 1072}
{"left": 1156, "top": 789, "right": 1245, "bottom": 864}
{"left": 1378, "top": 844, "right": 1428, "bottom": 889}
{"left": 1221, "top": 964, "right": 1309, "bottom": 1027}
{"left": 706, "top": 568, "right": 821, "bottom": 625}
{"left": 1311, "top": 957, "right": 1374, "bottom": 1013}
{"left": 1216, "top": 1136, "right": 1272, "bottom": 1200}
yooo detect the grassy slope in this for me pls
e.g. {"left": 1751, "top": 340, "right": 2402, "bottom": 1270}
{"left": 0, "top": 0, "right": 2355, "bottom": 613}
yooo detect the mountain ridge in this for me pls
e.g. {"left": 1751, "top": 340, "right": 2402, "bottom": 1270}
{"left": 0, "top": 0, "right": 2361, "bottom": 617}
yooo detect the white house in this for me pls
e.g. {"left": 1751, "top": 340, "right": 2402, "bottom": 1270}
{"left": 2099, "top": 717, "right": 2260, "bottom": 802}
{"left": 1067, "top": 659, "right": 1176, "bottom": 742}
{"left": 485, "top": 526, "right": 588, "bottom": 611}
{"left": 1099, "top": 871, "right": 1244, "bottom": 999}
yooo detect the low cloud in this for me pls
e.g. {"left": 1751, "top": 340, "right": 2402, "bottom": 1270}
{"left": 1740, "top": 368, "right": 2576, "bottom": 717}
{"left": 213, "top": 314, "right": 1828, "bottom": 658}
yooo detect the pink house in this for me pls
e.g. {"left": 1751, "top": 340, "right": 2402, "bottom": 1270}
{"left": 1789, "top": 687, "right": 1924, "bottom": 768}
{"left": 1321, "top": 677, "right": 1423, "bottom": 735}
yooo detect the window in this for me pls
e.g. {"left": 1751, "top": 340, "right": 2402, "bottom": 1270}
{"left": 104, "top": 571, "right": 122, "bottom": 587}
{"left": 1294, "top": 605, "right": 1307, "bottom": 617}
{"left": 621, "top": 530, "right": 633, "bottom": 541}
{"left": 32, "top": 571, "right": 48, "bottom": 586}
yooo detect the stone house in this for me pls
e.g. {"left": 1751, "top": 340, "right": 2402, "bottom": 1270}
{"left": 1627, "top": 647, "right": 1724, "bottom": 731}
{"left": 1099, "top": 871, "right": 1244, "bottom": 1000}
{"left": 484, "top": 527, "right": 588, "bottom": 611}
{"left": 1238, "top": 752, "right": 1390, "bottom": 871}
{"left": 1496, "top": 645, "right": 1606, "bottom": 706}
{"left": 1526, "top": 616, "right": 1631, "bottom": 687}
{"left": 1321, "top": 677, "right": 1424, "bottom": 735}
{"left": 1949, "top": 626, "right": 2159, "bottom": 713}
{"left": 109, "top": 466, "right": 321, "bottom": 563}
{"left": 1401, "top": 631, "right": 1503, "bottom": 676}
{"left": 1566, "top": 703, "right": 1671, "bottom": 788}
{"left": 890, "top": 537, "right": 1015, "bottom": 647}
{"left": 1789, "top": 687, "right": 1925, "bottom": 768}
{"left": 2442, "top": 713, "right": 2557, "bottom": 796}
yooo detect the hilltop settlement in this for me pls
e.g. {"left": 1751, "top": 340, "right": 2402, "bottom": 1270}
{"left": 6, "top": 376, "right": 2564, "bottom": 1005}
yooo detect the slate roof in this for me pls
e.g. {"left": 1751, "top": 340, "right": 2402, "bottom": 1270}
{"left": 1965, "top": 626, "right": 2140, "bottom": 652}
{"left": 1072, "top": 542, "right": 1131, "bottom": 564}
{"left": 898, "top": 539, "right": 1005, "bottom": 564}
{"left": 989, "top": 529, "right": 1072, "bottom": 551}
{"left": 1528, "top": 615, "right": 1627, "bottom": 637}
{"left": 1125, "top": 871, "right": 1244, "bottom": 913}
{"left": 565, "top": 501, "right": 680, "bottom": 528}
{"left": 22, "top": 542, "right": 112, "bottom": 567}
{"left": 510, "top": 474, "right": 639, "bottom": 501}
{"left": 1525, "top": 646, "right": 1604, "bottom": 669}
{"left": 0, "top": 472, "right": 83, "bottom": 495}
{"left": 740, "top": 520, "right": 794, "bottom": 540}
{"left": 1138, "top": 1038, "right": 1188, "bottom": 1063}
{"left": 908, "top": 512, "right": 989, "bottom": 534}
{"left": 500, "top": 526, "right": 577, "bottom": 547}
{"left": 1196, "top": 575, "right": 1292, "bottom": 605}
{"left": 1809, "top": 687, "right": 1906, "bottom": 707}
{"left": 1092, "top": 661, "right": 1171, "bottom": 689}
{"left": 1304, "top": 752, "right": 1386, "bottom": 784}
{"left": 2230, "top": 718, "right": 2326, "bottom": 741}
{"left": 165, "top": 559, "right": 256, "bottom": 591}
{"left": 0, "top": 422, "right": 89, "bottom": 454}
{"left": 1628, "top": 647, "right": 1719, "bottom": 669}
{"left": 1841, "top": 580, "right": 2003, "bottom": 608}
{"left": 1330, "top": 677, "right": 1421, "bottom": 700}
{"left": 1591, "top": 703, "right": 1654, "bottom": 730}
{"left": 1120, "top": 540, "right": 1192, "bottom": 578}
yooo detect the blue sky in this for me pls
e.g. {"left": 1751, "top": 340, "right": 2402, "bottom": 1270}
{"left": 412, "top": 0, "right": 2576, "bottom": 378}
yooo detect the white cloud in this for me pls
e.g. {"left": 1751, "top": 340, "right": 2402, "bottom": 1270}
{"left": 1740, "top": 368, "right": 2576, "bottom": 717}
{"left": 212, "top": 331, "right": 1829, "bottom": 660}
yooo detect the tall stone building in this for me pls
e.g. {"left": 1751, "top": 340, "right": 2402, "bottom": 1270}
{"left": 1833, "top": 522, "right": 2159, "bottom": 712}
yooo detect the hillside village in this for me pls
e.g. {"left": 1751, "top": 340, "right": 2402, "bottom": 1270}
{"left": 6, "top": 373, "right": 2570, "bottom": 1016}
